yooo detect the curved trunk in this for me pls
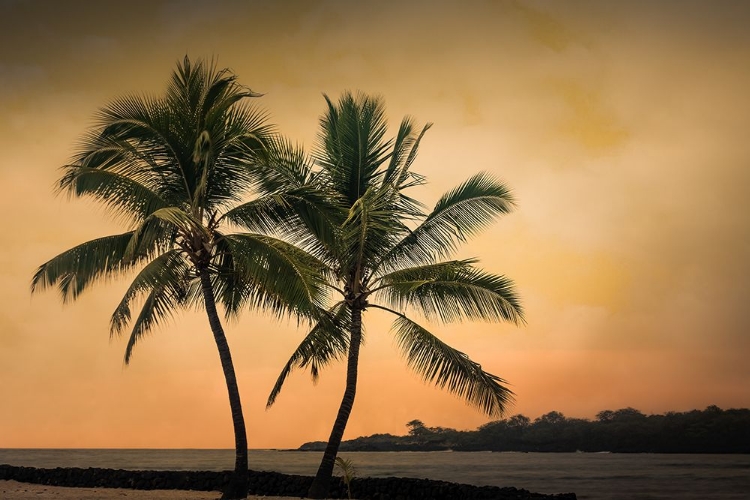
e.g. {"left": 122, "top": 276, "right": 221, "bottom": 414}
{"left": 198, "top": 268, "right": 249, "bottom": 499}
{"left": 307, "top": 306, "right": 363, "bottom": 499}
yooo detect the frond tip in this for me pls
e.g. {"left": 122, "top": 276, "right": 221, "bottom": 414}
{"left": 31, "top": 232, "right": 147, "bottom": 303}
{"left": 377, "top": 172, "right": 516, "bottom": 271}
{"left": 392, "top": 315, "right": 514, "bottom": 418}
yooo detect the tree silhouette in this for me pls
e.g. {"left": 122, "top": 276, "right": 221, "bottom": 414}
{"left": 266, "top": 92, "right": 523, "bottom": 498}
{"left": 31, "top": 57, "right": 324, "bottom": 499}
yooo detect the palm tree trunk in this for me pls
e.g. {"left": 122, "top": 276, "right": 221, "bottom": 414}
{"left": 198, "top": 268, "right": 249, "bottom": 500}
{"left": 307, "top": 306, "right": 363, "bottom": 499}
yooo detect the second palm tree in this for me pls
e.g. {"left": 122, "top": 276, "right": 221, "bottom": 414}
{"left": 267, "top": 92, "right": 525, "bottom": 498}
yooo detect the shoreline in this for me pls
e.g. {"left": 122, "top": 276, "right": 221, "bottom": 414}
{"left": 0, "top": 464, "right": 577, "bottom": 499}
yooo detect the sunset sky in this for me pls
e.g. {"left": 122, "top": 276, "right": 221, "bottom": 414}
{"left": 1, "top": 0, "right": 749, "bottom": 449}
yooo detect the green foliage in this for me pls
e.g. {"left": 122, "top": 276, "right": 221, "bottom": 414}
{"left": 300, "top": 406, "right": 750, "bottom": 453}
{"left": 406, "top": 419, "right": 427, "bottom": 436}
{"left": 334, "top": 456, "right": 357, "bottom": 500}
{"left": 31, "top": 55, "right": 324, "bottom": 359}
{"left": 391, "top": 314, "right": 513, "bottom": 417}
{"left": 377, "top": 172, "right": 516, "bottom": 272}
{"left": 376, "top": 259, "right": 522, "bottom": 324}
{"left": 268, "top": 91, "right": 524, "bottom": 417}
{"left": 266, "top": 302, "right": 351, "bottom": 407}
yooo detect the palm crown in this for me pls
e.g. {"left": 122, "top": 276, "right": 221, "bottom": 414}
{"left": 32, "top": 57, "right": 323, "bottom": 359}
{"left": 267, "top": 92, "right": 524, "bottom": 498}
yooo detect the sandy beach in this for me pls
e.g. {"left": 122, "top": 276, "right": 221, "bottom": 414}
{"left": 0, "top": 481, "right": 303, "bottom": 500}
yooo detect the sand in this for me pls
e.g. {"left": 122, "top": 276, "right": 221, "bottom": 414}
{"left": 0, "top": 480, "right": 305, "bottom": 500}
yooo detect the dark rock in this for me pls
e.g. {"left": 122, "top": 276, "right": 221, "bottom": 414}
{"left": 0, "top": 464, "right": 576, "bottom": 499}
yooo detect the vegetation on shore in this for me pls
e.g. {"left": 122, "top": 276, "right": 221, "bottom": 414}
{"left": 299, "top": 406, "right": 750, "bottom": 453}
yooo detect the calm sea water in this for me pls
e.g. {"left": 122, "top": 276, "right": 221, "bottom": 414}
{"left": 1, "top": 449, "right": 748, "bottom": 500}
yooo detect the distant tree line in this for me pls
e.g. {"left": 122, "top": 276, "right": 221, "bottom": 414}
{"left": 298, "top": 406, "right": 750, "bottom": 453}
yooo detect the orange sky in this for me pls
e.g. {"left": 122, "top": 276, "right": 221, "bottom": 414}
{"left": 1, "top": 0, "right": 749, "bottom": 449}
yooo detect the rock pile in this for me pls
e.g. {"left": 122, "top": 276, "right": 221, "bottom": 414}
{"left": 0, "top": 464, "right": 576, "bottom": 499}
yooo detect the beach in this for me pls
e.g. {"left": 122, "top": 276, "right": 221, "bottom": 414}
{"left": 0, "top": 480, "right": 302, "bottom": 500}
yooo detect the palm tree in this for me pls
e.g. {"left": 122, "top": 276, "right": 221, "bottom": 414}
{"left": 30, "top": 57, "right": 325, "bottom": 500}
{"left": 266, "top": 92, "right": 525, "bottom": 498}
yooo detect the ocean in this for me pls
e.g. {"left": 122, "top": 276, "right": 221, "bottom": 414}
{"left": 0, "top": 449, "right": 748, "bottom": 500}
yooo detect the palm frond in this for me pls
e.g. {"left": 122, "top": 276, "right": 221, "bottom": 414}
{"left": 110, "top": 250, "right": 191, "bottom": 337}
{"left": 245, "top": 135, "right": 314, "bottom": 193}
{"left": 86, "top": 56, "right": 272, "bottom": 215}
{"left": 58, "top": 165, "right": 168, "bottom": 225}
{"left": 222, "top": 185, "right": 340, "bottom": 251}
{"left": 396, "top": 122, "right": 432, "bottom": 189}
{"left": 340, "top": 184, "right": 409, "bottom": 273}
{"left": 390, "top": 314, "right": 514, "bottom": 417}
{"left": 135, "top": 206, "right": 205, "bottom": 245}
{"left": 216, "top": 233, "right": 328, "bottom": 319}
{"left": 266, "top": 302, "right": 350, "bottom": 407}
{"left": 124, "top": 280, "right": 188, "bottom": 364}
{"left": 376, "top": 172, "right": 515, "bottom": 272}
{"left": 219, "top": 136, "right": 344, "bottom": 257}
{"left": 381, "top": 117, "right": 415, "bottom": 186}
{"left": 374, "top": 260, "right": 524, "bottom": 324}
{"left": 31, "top": 232, "right": 151, "bottom": 302}
{"left": 120, "top": 207, "right": 194, "bottom": 263}
{"left": 315, "top": 92, "right": 392, "bottom": 204}
{"left": 201, "top": 105, "right": 274, "bottom": 211}
{"left": 88, "top": 93, "right": 191, "bottom": 206}
{"left": 221, "top": 193, "right": 300, "bottom": 234}
{"left": 379, "top": 119, "right": 431, "bottom": 221}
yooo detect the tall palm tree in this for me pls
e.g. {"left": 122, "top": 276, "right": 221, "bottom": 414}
{"left": 30, "top": 57, "right": 325, "bottom": 500}
{"left": 266, "top": 92, "right": 525, "bottom": 498}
